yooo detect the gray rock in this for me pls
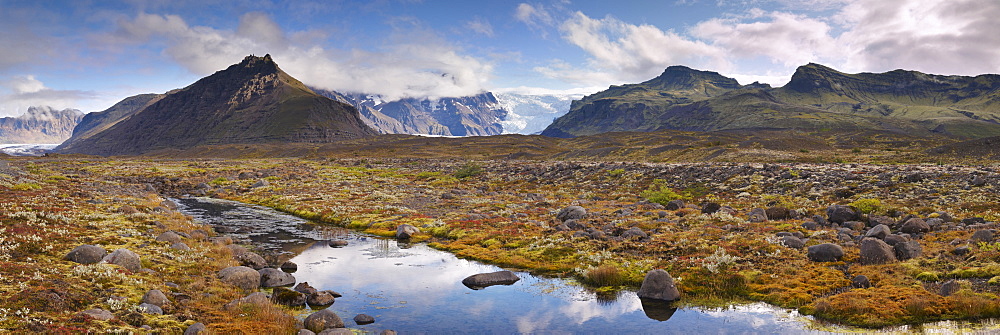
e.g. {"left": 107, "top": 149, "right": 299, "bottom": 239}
{"left": 864, "top": 224, "right": 891, "bottom": 240}
{"left": 462, "top": 270, "right": 520, "bottom": 289}
{"left": 665, "top": 200, "right": 685, "bottom": 211}
{"left": 939, "top": 280, "right": 961, "bottom": 296}
{"left": 259, "top": 268, "right": 296, "bottom": 287}
{"left": 184, "top": 322, "right": 206, "bottom": 335}
{"left": 304, "top": 309, "right": 345, "bottom": 333}
{"left": 894, "top": 240, "right": 923, "bottom": 261}
{"left": 78, "top": 308, "right": 114, "bottom": 321}
{"left": 859, "top": 238, "right": 897, "bottom": 265}
{"left": 294, "top": 282, "right": 318, "bottom": 295}
{"left": 236, "top": 251, "right": 267, "bottom": 270}
{"left": 224, "top": 292, "right": 271, "bottom": 310}
{"left": 801, "top": 220, "right": 819, "bottom": 230}
{"left": 218, "top": 266, "right": 261, "bottom": 291}
{"left": 780, "top": 236, "right": 805, "bottom": 249}
{"left": 297, "top": 330, "right": 316, "bottom": 335}
{"left": 971, "top": 175, "right": 987, "bottom": 187}
{"left": 556, "top": 206, "right": 587, "bottom": 222}
{"left": 318, "top": 330, "right": 353, "bottom": 335}
{"left": 354, "top": 314, "right": 375, "bottom": 325}
{"left": 308, "top": 291, "right": 337, "bottom": 306}
{"left": 395, "top": 224, "right": 420, "bottom": 239}
{"left": 748, "top": 208, "right": 768, "bottom": 222}
{"left": 142, "top": 289, "right": 169, "bottom": 308}
{"left": 138, "top": 303, "right": 163, "bottom": 315}
{"left": 852, "top": 275, "right": 872, "bottom": 288}
{"left": 328, "top": 240, "right": 349, "bottom": 247}
{"left": 807, "top": 243, "right": 844, "bottom": 262}
{"left": 65, "top": 245, "right": 107, "bottom": 264}
{"left": 281, "top": 261, "right": 298, "bottom": 272}
{"left": 102, "top": 249, "right": 141, "bottom": 272}
{"left": 827, "top": 205, "right": 859, "bottom": 224}
{"left": 621, "top": 227, "right": 648, "bottom": 240}
{"left": 171, "top": 242, "right": 191, "bottom": 251}
{"left": 156, "top": 231, "right": 182, "bottom": 244}
{"left": 252, "top": 180, "right": 270, "bottom": 188}
{"left": 899, "top": 218, "right": 930, "bottom": 234}
{"left": 883, "top": 234, "right": 907, "bottom": 246}
{"left": 564, "top": 219, "right": 586, "bottom": 230}
{"left": 765, "top": 207, "right": 791, "bottom": 220}
{"left": 952, "top": 246, "right": 971, "bottom": 256}
{"left": 972, "top": 229, "right": 995, "bottom": 242}
{"left": 271, "top": 287, "right": 307, "bottom": 306}
{"left": 701, "top": 202, "right": 721, "bottom": 214}
{"left": 636, "top": 269, "right": 680, "bottom": 301}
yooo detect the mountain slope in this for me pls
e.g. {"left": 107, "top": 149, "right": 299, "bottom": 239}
{"left": 542, "top": 64, "right": 1000, "bottom": 138}
{"left": 0, "top": 106, "right": 84, "bottom": 144}
{"left": 57, "top": 55, "right": 376, "bottom": 156}
{"left": 57, "top": 93, "right": 164, "bottom": 151}
{"left": 313, "top": 89, "right": 508, "bottom": 136}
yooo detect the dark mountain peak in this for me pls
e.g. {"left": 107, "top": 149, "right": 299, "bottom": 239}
{"left": 644, "top": 66, "right": 741, "bottom": 91}
{"left": 786, "top": 63, "right": 848, "bottom": 92}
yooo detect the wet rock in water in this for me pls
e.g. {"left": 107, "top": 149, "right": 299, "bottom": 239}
{"left": 807, "top": 243, "right": 844, "bottom": 262}
{"left": 138, "top": 303, "right": 163, "bottom": 315}
{"left": 142, "top": 289, "right": 170, "bottom": 308}
{"left": 224, "top": 292, "right": 271, "bottom": 310}
{"left": 864, "top": 224, "right": 891, "bottom": 240}
{"left": 305, "top": 309, "right": 345, "bottom": 333}
{"left": 972, "top": 229, "right": 995, "bottom": 242}
{"left": 353, "top": 314, "right": 375, "bottom": 325}
{"left": 939, "top": 280, "right": 961, "bottom": 296}
{"left": 271, "top": 287, "right": 307, "bottom": 306}
{"left": 894, "top": 240, "right": 923, "bottom": 261}
{"left": 78, "top": 308, "right": 114, "bottom": 321}
{"left": 318, "top": 329, "right": 353, "bottom": 335}
{"left": 556, "top": 206, "right": 587, "bottom": 222}
{"left": 236, "top": 252, "right": 268, "bottom": 270}
{"left": 701, "top": 202, "right": 721, "bottom": 214}
{"left": 748, "top": 208, "right": 768, "bottom": 223}
{"left": 294, "top": 282, "right": 318, "bottom": 295}
{"left": 218, "top": 266, "right": 261, "bottom": 291}
{"left": 621, "top": 227, "right": 648, "bottom": 240}
{"left": 328, "top": 240, "right": 349, "bottom": 247}
{"left": 899, "top": 218, "right": 930, "bottom": 234}
{"left": 780, "top": 236, "right": 805, "bottom": 249}
{"left": 259, "top": 268, "right": 296, "bottom": 287}
{"left": 184, "top": 322, "right": 206, "bottom": 335}
{"left": 637, "top": 269, "right": 680, "bottom": 302}
{"left": 65, "top": 244, "right": 107, "bottom": 264}
{"left": 462, "top": 270, "right": 521, "bottom": 289}
{"left": 860, "top": 238, "right": 897, "bottom": 265}
{"left": 103, "top": 249, "right": 142, "bottom": 272}
{"left": 171, "top": 242, "right": 191, "bottom": 250}
{"left": 852, "top": 275, "right": 872, "bottom": 289}
{"left": 827, "top": 205, "right": 859, "bottom": 224}
{"left": 281, "top": 261, "right": 298, "bottom": 272}
{"left": 308, "top": 291, "right": 337, "bottom": 306}
{"left": 665, "top": 200, "right": 685, "bottom": 211}
{"left": 395, "top": 224, "right": 420, "bottom": 239}
{"left": 765, "top": 207, "right": 791, "bottom": 220}
{"left": 156, "top": 231, "right": 182, "bottom": 244}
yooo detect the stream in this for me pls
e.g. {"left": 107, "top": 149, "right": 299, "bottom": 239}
{"left": 175, "top": 197, "right": 1000, "bottom": 334}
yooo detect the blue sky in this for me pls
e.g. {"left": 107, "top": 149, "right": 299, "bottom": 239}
{"left": 1, "top": 0, "right": 998, "bottom": 116}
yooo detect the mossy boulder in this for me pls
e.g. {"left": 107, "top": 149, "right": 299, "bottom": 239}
{"left": 304, "top": 309, "right": 345, "bottom": 333}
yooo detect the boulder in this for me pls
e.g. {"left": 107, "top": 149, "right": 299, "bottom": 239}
{"left": 78, "top": 308, "right": 114, "bottom": 321}
{"left": 462, "top": 270, "right": 521, "bottom": 289}
{"left": 972, "top": 229, "right": 995, "bottom": 242}
{"left": 218, "top": 266, "right": 261, "bottom": 291}
{"left": 852, "top": 275, "right": 872, "bottom": 289}
{"left": 780, "top": 236, "right": 805, "bottom": 249}
{"left": 807, "top": 243, "right": 844, "bottom": 262}
{"left": 899, "top": 218, "right": 930, "bottom": 234}
{"left": 894, "top": 240, "right": 923, "bottom": 261}
{"left": 65, "top": 245, "right": 107, "bottom": 264}
{"left": 142, "top": 289, "right": 170, "bottom": 308}
{"left": 184, "top": 322, "right": 206, "bottom": 335}
{"left": 621, "top": 227, "right": 648, "bottom": 240}
{"left": 765, "top": 207, "right": 791, "bottom": 220}
{"left": 353, "top": 314, "right": 375, "bottom": 325}
{"left": 859, "top": 238, "right": 897, "bottom": 265}
{"left": 297, "top": 330, "right": 316, "bottom": 335}
{"left": 235, "top": 251, "right": 267, "bottom": 270}
{"left": 748, "top": 208, "right": 768, "bottom": 222}
{"left": 252, "top": 180, "right": 270, "bottom": 188}
{"left": 280, "top": 261, "right": 298, "bottom": 272}
{"left": 171, "top": 242, "right": 191, "bottom": 251}
{"left": 223, "top": 292, "right": 271, "bottom": 310}
{"left": 304, "top": 309, "right": 345, "bottom": 333}
{"left": 294, "top": 282, "right": 318, "bottom": 295}
{"left": 259, "top": 268, "right": 296, "bottom": 287}
{"left": 636, "top": 269, "right": 680, "bottom": 301}
{"left": 155, "top": 231, "right": 182, "bottom": 244}
{"left": 102, "top": 249, "right": 141, "bottom": 272}
{"left": 952, "top": 246, "right": 971, "bottom": 256}
{"left": 308, "top": 291, "right": 337, "bottom": 306}
{"left": 665, "top": 200, "right": 685, "bottom": 211}
{"left": 883, "top": 234, "right": 907, "bottom": 246}
{"left": 864, "top": 224, "right": 891, "bottom": 240}
{"left": 318, "top": 330, "right": 354, "bottom": 335}
{"left": 827, "top": 205, "right": 859, "bottom": 224}
{"left": 271, "top": 287, "right": 307, "bottom": 306}
{"left": 395, "top": 224, "right": 420, "bottom": 239}
{"left": 556, "top": 206, "right": 587, "bottom": 222}
{"left": 328, "top": 240, "right": 349, "bottom": 247}
{"left": 939, "top": 280, "right": 961, "bottom": 296}
{"left": 564, "top": 219, "right": 586, "bottom": 230}
{"left": 701, "top": 202, "right": 721, "bottom": 214}
{"left": 138, "top": 303, "right": 163, "bottom": 315}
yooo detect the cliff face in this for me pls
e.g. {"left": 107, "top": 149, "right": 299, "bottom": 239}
{"left": 314, "top": 89, "right": 508, "bottom": 136}
{"left": 0, "top": 106, "right": 84, "bottom": 144}
{"left": 57, "top": 55, "right": 377, "bottom": 156}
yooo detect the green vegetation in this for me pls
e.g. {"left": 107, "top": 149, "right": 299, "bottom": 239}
{"left": 453, "top": 163, "right": 483, "bottom": 179}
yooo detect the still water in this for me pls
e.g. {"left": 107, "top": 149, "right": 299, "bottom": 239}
{"left": 175, "top": 197, "right": 1000, "bottom": 334}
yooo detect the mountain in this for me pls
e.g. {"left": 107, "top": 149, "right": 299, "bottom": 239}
{"left": 0, "top": 106, "right": 84, "bottom": 144}
{"left": 542, "top": 64, "right": 1000, "bottom": 139}
{"left": 57, "top": 55, "right": 377, "bottom": 156}
{"left": 57, "top": 93, "right": 164, "bottom": 151}
{"left": 494, "top": 91, "right": 586, "bottom": 134}
{"left": 313, "top": 89, "right": 508, "bottom": 136}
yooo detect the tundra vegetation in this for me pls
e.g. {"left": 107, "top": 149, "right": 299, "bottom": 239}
{"left": 1, "top": 153, "right": 999, "bottom": 332}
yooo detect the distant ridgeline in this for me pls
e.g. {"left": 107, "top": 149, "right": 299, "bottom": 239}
{"left": 542, "top": 63, "right": 1000, "bottom": 139}
{"left": 312, "top": 89, "right": 508, "bottom": 136}
{"left": 0, "top": 106, "right": 84, "bottom": 144}
{"left": 56, "top": 55, "right": 377, "bottom": 156}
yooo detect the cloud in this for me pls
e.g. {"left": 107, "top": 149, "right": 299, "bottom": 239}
{"left": 0, "top": 75, "right": 99, "bottom": 117}
{"left": 515, "top": 3, "right": 554, "bottom": 26}
{"left": 464, "top": 17, "right": 495, "bottom": 37}
{"left": 691, "top": 9, "right": 842, "bottom": 67}
{"left": 108, "top": 12, "right": 493, "bottom": 101}
{"left": 537, "top": 12, "right": 728, "bottom": 86}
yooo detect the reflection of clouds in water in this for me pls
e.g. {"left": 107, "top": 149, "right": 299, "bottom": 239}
{"left": 698, "top": 303, "right": 808, "bottom": 330}
{"left": 560, "top": 292, "right": 643, "bottom": 325}
{"left": 515, "top": 309, "right": 556, "bottom": 334}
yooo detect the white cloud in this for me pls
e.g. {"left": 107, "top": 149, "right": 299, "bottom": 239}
{"left": 108, "top": 12, "right": 493, "bottom": 101}
{"left": 537, "top": 12, "right": 729, "bottom": 86}
{"left": 0, "top": 75, "right": 99, "bottom": 117}
{"left": 464, "top": 17, "right": 494, "bottom": 37}
{"left": 515, "top": 3, "right": 554, "bottom": 27}
{"left": 691, "top": 9, "right": 842, "bottom": 67}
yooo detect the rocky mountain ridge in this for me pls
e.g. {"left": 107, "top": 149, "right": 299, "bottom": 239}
{"left": 313, "top": 89, "right": 508, "bottom": 136}
{"left": 0, "top": 106, "right": 84, "bottom": 144}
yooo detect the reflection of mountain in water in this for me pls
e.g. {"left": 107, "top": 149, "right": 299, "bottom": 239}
{"left": 362, "top": 239, "right": 414, "bottom": 259}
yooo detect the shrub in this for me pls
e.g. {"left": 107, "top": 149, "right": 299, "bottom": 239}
{"left": 585, "top": 265, "right": 625, "bottom": 287}
{"left": 607, "top": 169, "right": 625, "bottom": 177}
{"left": 453, "top": 163, "right": 483, "bottom": 179}
{"left": 641, "top": 180, "right": 685, "bottom": 206}
{"left": 849, "top": 198, "right": 882, "bottom": 214}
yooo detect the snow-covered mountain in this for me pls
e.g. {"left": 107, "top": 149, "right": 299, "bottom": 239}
{"left": 0, "top": 106, "right": 84, "bottom": 144}
{"left": 493, "top": 90, "right": 593, "bottom": 135}
{"left": 313, "top": 89, "right": 508, "bottom": 136}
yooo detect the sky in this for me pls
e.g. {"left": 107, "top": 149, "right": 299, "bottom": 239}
{"left": 1, "top": 0, "right": 999, "bottom": 117}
